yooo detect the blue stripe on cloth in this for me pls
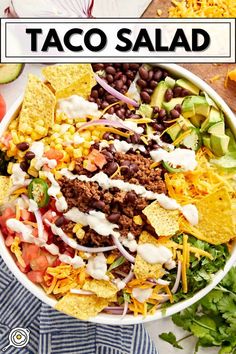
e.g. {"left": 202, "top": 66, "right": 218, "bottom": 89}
{"left": 0, "top": 256, "right": 158, "bottom": 354}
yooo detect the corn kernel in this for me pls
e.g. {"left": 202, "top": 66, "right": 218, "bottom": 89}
{"left": 76, "top": 228, "right": 85, "bottom": 240}
{"left": 69, "top": 161, "right": 76, "bottom": 171}
{"left": 11, "top": 131, "right": 20, "bottom": 144}
{"left": 35, "top": 126, "right": 47, "bottom": 136}
{"left": 7, "top": 162, "right": 13, "bottom": 174}
{"left": 84, "top": 141, "right": 91, "bottom": 149}
{"left": 107, "top": 254, "right": 117, "bottom": 265}
{"left": 28, "top": 167, "right": 38, "bottom": 177}
{"left": 26, "top": 126, "right": 33, "bottom": 135}
{"left": 55, "top": 171, "right": 62, "bottom": 180}
{"left": 133, "top": 215, "right": 143, "bottom": 225}
{"left": 74, "top": 149, "right": 82, "bottom": 158}
{"left": 20, "top": 123, "right": 28, "bottom": 132}
{"left": 83, "top": 148, "right": 90, "bottom": 156}
{"left": 69, "top": 126, "right": 75, "bottom": 134}
{"left": 55, "top": 144, "right": 63, "bottom": 150}
{"left": 31, "top": 131, "right": 41, "bottom": 140}
{"left": 80, "top": 131, "right": 91, "bottom": 140}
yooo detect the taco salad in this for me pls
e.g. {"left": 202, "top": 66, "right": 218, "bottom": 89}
{"left": 0, "top": 63, "right": 235, "bottom": 320}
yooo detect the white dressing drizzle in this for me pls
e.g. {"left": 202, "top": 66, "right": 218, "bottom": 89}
{"left": 42, "top": 171, "right": 68, "bottom": 212}
{"left": 30, "top": 142, "right": 57, "bottom": 170}
{"left": 11, "top": 164, "right": 27, "bottom": 185}
{"left": 132, "top": 288, "right": 153, "bottom": 303}
{"left": 150, "top": 148, "right": 197, "bottom": 171}
{"left": 64, "top": 207, "right": 119, "bottom": 238}
{"left": 86, "top": 253, "right": 109, "bottom": 281}
{"left": 57, "top": 95, "right": 100, "bottom": 119}
{"left": 113, "top": 139, "right": 146, "bottom": 153}
{"left": 137, "top": 243, "right": 172, "bottom": 265}
{"left": 60, "top": 169, "right": 198, "bottom": 225}
{"left": 6, "top": 218, "right": 84, "bottom": 268}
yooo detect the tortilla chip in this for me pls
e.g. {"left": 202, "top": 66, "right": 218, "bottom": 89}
{"left": 55, "top": 293, "right": 108, "bottom": 320}
{"left": 134, "top": 231, "right": 165, "bottom": 279}
{"left": 143, "top": 201, "right": 179, "bottom": 237}
{"left": 0, "top": 176, "right": 11, "bottom": 205}
{"left": 18, "top": 74, "right": 56, "bottom": 138}
{"left": 83, "top": 279, "right": 118, "bottom": 299}
{"left": 195, "top": 187, "right": 235, "bottom": 245}
{"left": 42, "top": 64, "right": 96, "bottom": 99}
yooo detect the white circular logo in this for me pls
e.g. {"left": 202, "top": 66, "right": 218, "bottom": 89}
{"left": 2, "top": 328, "right": 30, "bottom": 352}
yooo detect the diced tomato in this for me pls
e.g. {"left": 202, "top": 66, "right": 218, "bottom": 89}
{"left": 30, "top": 254, "right": 49, "bottom": 272}
{"left": 84, "top": 159, "right": 97, "bottom": 172}
{"left": 22, "top": 243, "right": 40, "bottom": 266}
{"left": 42, "top": 210, "right": 57, "bottom": 225}
{"left": 17, "top": 262, "right": 31, "bottom": 274}
{"left": 0, "top": 208, "right": 15, "bottom": 235}
{"left": 0, "top": 133, "right": 12, "bottom": 149}
{"left": 87, "top": 149, "right": 107, "bottom": 169}
{"left": 44, "top": 149, "right": 64, "bottom": 162}
{"left": 32, "top": 228, "right": 38, "bottom": 237}
{"left": 27, "top": 270, "right": 44, "bottom": 283}
{"left": 20, "top": 209, "right": 31, "bottom": 221}
{"left": 0, "top": 95, "right": 6, "bottom": 122}
{"left": 52, "top": 258, "right": 61, "bottom": 267}
{"left": 5, "top": 235, "right": 14, "bottom": 247}
{"left": 45, "top": 253, "right": 57, "bottom": 266}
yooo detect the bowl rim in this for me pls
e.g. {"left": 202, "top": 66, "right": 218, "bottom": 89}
{"left": 0, "top": 63, "right": 236, "bottom": 325}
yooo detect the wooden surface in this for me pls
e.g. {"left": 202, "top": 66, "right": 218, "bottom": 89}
{"left": 142, "top": 1, "right": 236, "bottom": 112}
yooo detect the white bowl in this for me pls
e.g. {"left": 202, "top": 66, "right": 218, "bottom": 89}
{"left": 0, "top": 64, "right": 236, "bottom": 325}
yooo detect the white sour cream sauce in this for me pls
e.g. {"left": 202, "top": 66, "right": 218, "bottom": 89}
{"left": 60, "top": 169, "right": 198, "bottom": 225}
{"left": 6, "top": 218, "right": 84, "bottom": 268}
{"left": 113, "top": 139, "right": 146, "bottom": 154}
{"left": 64, "top": 208, "right": 119, "bottom": 238}
{"left": 132, "top": 288, "right": 153, "bottom": 303}
{"left": 42, "top": 171, "right": 68, "bottom": 213}
{"left": 57, "top": 95, "right": 100, "bottom": 119}
{"left": 121, "top": 233, "right": 138, "bottom": 252}
{"left": 86, "top": 253, "right": 109, "bottom": 281}
{"left": 137, "top": 243, "right": 172, "bottom": 265}
{"left": 150, "top": 148, "right": 198, "bottom": 171}
{"left": 11, "top": 164, "right": 27, "bottom": 185}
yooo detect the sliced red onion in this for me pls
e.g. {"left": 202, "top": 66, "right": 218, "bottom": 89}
{"left": 123, "top": 270, "right": 134, "bottom": 284}
{"left": 171, "top": 261, "right": 182, "bottom": 294}
{"left": 70, "top": 288, "right": 94, "bottom": 295}
{"left": 76, "top": 244, "right": 117, "bottom": 253}
{"left": 95, "top": 74, "right": 139, "bottom": 108}
{"left": 120, "top": 301, "right": 129, "bottom": 319}
{"left": 112, "top": 236, "right": 135, "bottom": 263}
{"left": 78, "top": 119, "right": 134, "bottom": 132}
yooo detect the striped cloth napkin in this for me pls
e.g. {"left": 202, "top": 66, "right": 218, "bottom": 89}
{"left": 0, "top": 257, "right": 158, "bottom": 354}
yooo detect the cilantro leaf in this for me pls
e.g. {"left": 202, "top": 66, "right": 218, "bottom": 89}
{"left": 159, "top": 332, "right": 183, "bottom": 349}
{"left": 108, "top": 256, "right": 125, "bottom": 272}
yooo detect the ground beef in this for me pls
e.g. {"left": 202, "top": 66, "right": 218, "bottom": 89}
{"left": 60, "top": 150, "right": 166, "bottom": 248}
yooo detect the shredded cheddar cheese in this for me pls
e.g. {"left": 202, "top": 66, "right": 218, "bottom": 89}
{"left": 169, "top": 0, "right": 236, "bottom": 18}
{"left": 182, "top": 234, "right": 188, "bottom": 293}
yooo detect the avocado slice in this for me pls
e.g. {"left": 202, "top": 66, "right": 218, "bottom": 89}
{"left": 162, "top": 97, "right": 184, "bottom": 113}
{"left": 182, "top": 96, "right": 210, "bottom": 119}
{"left": 150, "top": 81, "right": 169, "bottom": 108}
{"left": 175, "top": 78, "right": 200, "bottom": 95}
{"left": 208, "top": 121, "right": 225, "bottom": 135}
{"left": 202, "top": 134, "right": 212, "bottom": 150}
{"left": 210, "top": 134, "right": 230, "bottom": 156}
{"left": 190, "top": 114, "right": 205, "bottom": 128}
{"left": 200, "top": 107, "right": 222, "bottom": 133}
{"left": 0, "top": 64, "right": 24, "bottom": 84}
{"left": 167, "top": 116, "right": 194, "bottom": 141}
{"left": 137, "top": 104, "right": 153, "bottom": 118}
{"left": 165, "top": 76, "right": 176, "bottom": 89}
{"left": 182, "top": 128, "right": 202, "bottom": 151}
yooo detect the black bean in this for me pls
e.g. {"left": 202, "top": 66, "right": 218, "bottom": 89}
{"left": 25, "top": 151, "right": 35, "bottom": 160}
{"left": 150, "top": 80, "right": 158, "bottom": 89}
{"left": 16, "top": 142, "right": 29, "bottom": 151}
{"left": 162, "top": 71, "right": 168, "bottom": 79}
{"left": 114, "top": 63, "right": 121, "bottom": 68}
{"left": 101, "top": 101, "right": 109, "bottom": 109}
{"left": 140, "top": 91, "right": 151, "bottom": 103}
{"left": 181, "top": 89, "right": 190, "bottom": 97}
{"left": 114, "top": 71, "right": 123, "bottom": 80}
{"left": 130, "top": 133, "right": 141, "bottom": 144}
{"left": 136, "top": 79, "right": 147, "bottom": 89}
{"left": 91, "top": 90, "right": 99, "bottom": 99}
{"left": 20, "top": 161, "right": 29, "bottom": 172}
{"left": 164, "top": 88, "right": 173, "bottom": 102}
{"left": 148, "top": 70, "right": 154, "bottom": 81}
{"left": 108, "top": 144, "right": 116, "bottom": 153}
{"left": 125, "top": 191, "right": 136, "bottom": 203}
{"left": 116, "top": 110, "right": 124, "bottom": 119}
{"left": 173, "top": 86, "right": 182, "bottom": 98}
{"left": 107, "top": 107, "right": 115, "bottom": 114}
{"left": 107, "top": 213, "right": 121, "bottom": 223}
{"left": 98, "top": 87, "right": 104, "bottom": 96}
{"left": 101, "top": 150, "right": 113, "bottom": 161}
{"left": 153, "top": 106, "right": 160, "bottom": 114}
{"left": 93, "top": 142, "right": 100, "bottom": 150}
{"left": 121, "top": 75, "right": 127, "bottom": 83}
{"left": 105, "top": 66, "right": 116, "bottom": 75}
{"left": 121, "top": 160, "right": 131, "bottom": 167}
{"left": 103, "top": 132, "right": 111, "bottom": 140}
{"left": 129, "top": 163, "right": 138, "bottom": 174}
{"left": 92, "top": 200, "right": 106, "bottom": 210}
{"left": 158, "top": 109, "right": 166, "bottom": 119}
{"left": 153, "top": 70, "right": 163, "bottom": 82}
{"left": 139, "top": 67, "right": 149, "bottom": 80}
{"left": 174, "top": 104, "right": 182, "bottom": 113}
{"left": 106, "top": 95, "right": 117, "bottom": 104}
{"left": 96, "top": 98, "right": 102, "bottom": 106}
{"left": 89, "top": 96, "right": 95, "bottom": 102}
{"left": 122, "top": 63, "right": 130, "bottom": 71}
{"left": 106, "top": 74, "right": 114, "bottom": 84}
{"left": 105, "top": 162, "right": 118, "bottom": 176}
{"left": 143, "top": 88, "right": 153, "bottom": 95}
{"left": 129, "top": 64, "right": 140, "bottom": 70}
{"left": 126, "top": 70, "right": 134, "bottom": 79}
{"left": 170, "top": 109, "right": 180, "bottom": 118}
{"left": 55, "top": 216, "right": 65, "bottom": 227}
{"left": 153, "top": 123, "right": 165, "bottom": 132}
{"left": 115, "top": 80, "right": 124, "bottom": 90}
